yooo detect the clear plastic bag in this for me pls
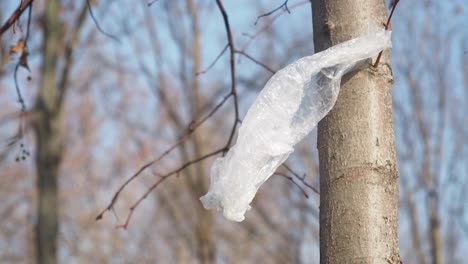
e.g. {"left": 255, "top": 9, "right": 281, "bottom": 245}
{"left": 201, "top": 29, "right": 392, "bottom": 221}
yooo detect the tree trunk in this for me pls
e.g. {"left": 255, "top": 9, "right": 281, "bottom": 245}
{"left": 34, "top": 111, "right": 62, "bottom": 264}
{"left": 186, "top": 0, "right": 216, "bottom": 261}
{"left": 311, "top": 0, "right": 401, "bottom": 263}
{"left": 429, "top": 201, "right": 442, "bottom": 264}
{"left": 34, "top": 0, "right": 61, "bottom": 263}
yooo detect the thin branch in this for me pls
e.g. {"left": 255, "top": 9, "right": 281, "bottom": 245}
{"left": 215, "top": 0, "right": 240, "bottom": 153}
{"left": 24, "top": 1, "right": 32, "bottom": 40}
{"left": 254, "top": 0, "right": 290, "bottom": 25}
{"left": 274, "top": 172, "right": 309, "bottom": 198}
{"left": 147, "top": 0, "right": 160, "bottom": 6}
{"left": 373, "top": 0, "right": 400, "bottom": 67}
{"left": 190, "top": 92, "right": 232, "bottom": 128}
{"left": 13, "top": 65, "right": 26, "bottom": 112}
{"left": 197, "top": 44, "right": 275, "bottom": 76}
{"left": 96, "top": 136, "right": 186, "bottom": 221}
{"left": 96, "top": 91, "right": 233, "bottom": 222}
{"left": 240, "top": 1, "right": 308, "bottom": 53}
{"left": 12, "top": 1, "right": 33, "bottom": 112}
{"left": 56, "top": 2, "right": 88, "bottom": 109}
{"left": 0, "top": 0, "right": 34, "bottom": 37}
{"left": 282, "top": 163, "right": 320, "bottom": 195}
{"left": 115, "top": 148, "right": 226, "bottom": 229}
{"left": 235, "top": 50, "right": 276, "bottom": 74}
{"left": 86, "top": 0, "right": 120, "bottom": 43}
{"left": 196, "top": 43, "right": 229, "bottom": 76}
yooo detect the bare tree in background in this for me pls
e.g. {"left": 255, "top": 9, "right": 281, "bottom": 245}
{"left": 33, "top": 1, "right": 87, "bottom": 263}
{"left": 394, "top": 1, "right": 468, "bottom": 263}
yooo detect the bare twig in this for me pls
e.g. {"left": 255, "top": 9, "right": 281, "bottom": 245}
{"left": 13, "top": 64, "right": 27, "bottom": 112}
{"left": 275, "top": 172, "right": 309, "bottom": 198}
{"left": 0, "top": 0, "right": 34, "bottom": 37}
{"left": 373, "top": 0, "right": 400, "bottom": 67}
{"left": 86, "top": 0, "right": 120, "bottom": 43}
{"left": 235, "top": 50, "right": 276, "bottom": 74}
{"left": 196, "top": 43, "right": 229, "bottom": 76}
{"left": 56, "top": 3, "right": 89, "bottom": 109}
{"left": 282, "top": 163, "right": 320, "bottom": 195}
{"left": 191, "top": 92, "right": 232, "bottom": 127}
{"left": 96, "top": 135, "right": 186, "bottom": 221}
{"left": 147, "top": 0, "right": 160, "bottom": 6}
{"left": 115, "top": 148, "right": 226, "bottom": 229}
{"left": 254, "top": 0, "right": 290, "bottom": 25}
{"left": 96, "top": 91, "right": 233, "bottom": 222}
{"left": 240, "top": 1, "right": 308, "bottom": 53}
{"left": 215, "top": 0, "right": 240, "bottom": 153}
{"left": 197, "top": 45, "right": 275, "bottom": 76}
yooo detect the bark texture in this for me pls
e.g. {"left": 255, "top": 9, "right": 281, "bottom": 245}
{"left": 311, "top": 0, "right": 401, "bottom": 263}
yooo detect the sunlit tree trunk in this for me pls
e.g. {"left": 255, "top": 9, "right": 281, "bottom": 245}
{"left": 311, "top": 0, "right": 401, "bottom": 263}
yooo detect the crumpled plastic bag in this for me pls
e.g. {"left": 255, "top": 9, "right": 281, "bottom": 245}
{"left": 200, "top": 29, "right": 392, "bottom": 221}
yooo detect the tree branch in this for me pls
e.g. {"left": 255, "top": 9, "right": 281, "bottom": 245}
{"left": 235, "top": 50, "right": 276, "bottom": 74}
{"left": 215, "top": 0, "right": 240, "bottom": 152}
{"left": 86, "top": 0, "right": 120, "bottom": 42}
{"left": 254, "top": 0, "right": 290, "bottom": 25}
{"left": 0, "top": 0, "right": 34, "bottom": 37}
{"left": 196, "top": 43, "right": 229, "bottom": 76}
{"left": 115, "top": 148, "right": 226, "bottom": 229}
{"left": 282, "top": 163, "right": 320, "bottom": 195}
{"left": 373, "top": 0, "right": 400, "bottom": 67}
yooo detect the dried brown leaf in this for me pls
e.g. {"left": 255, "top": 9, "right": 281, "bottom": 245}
{"left": 19, "top": 50, "right": 30, "bottom": 71}
{"left": 9, "top": 38, "right": 25, "bottom": 55}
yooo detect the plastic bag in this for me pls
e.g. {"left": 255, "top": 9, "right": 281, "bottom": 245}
{"left": 200, "top": 29, "right": 392, "bottom": 221}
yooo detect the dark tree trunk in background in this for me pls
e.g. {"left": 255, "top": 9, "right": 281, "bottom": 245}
{"left": 33, "top": 1, "right": 86, "bottom": 263}
{"left": 34, "top": 1, "right": 62, "bottom": 263}
{"left": 186, "top": 0, "right": 216, "bottom": 262}
{"left": 311, "top": 0, "right": 401, "bottom": 263}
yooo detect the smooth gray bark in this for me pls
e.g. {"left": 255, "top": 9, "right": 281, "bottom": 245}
{"left": 311, "top": 0, "right": 401, "bottom": 263}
